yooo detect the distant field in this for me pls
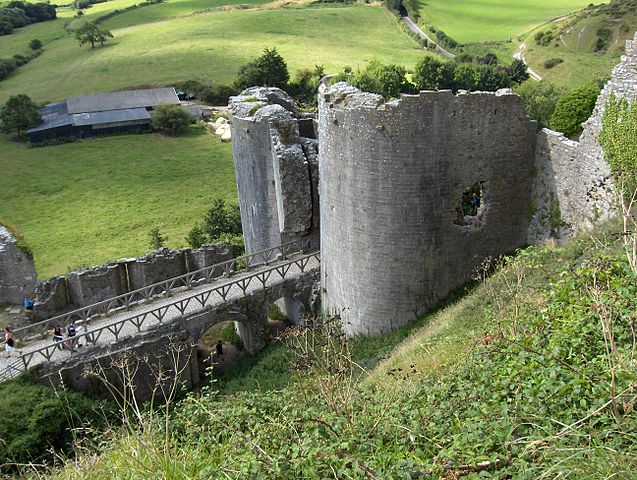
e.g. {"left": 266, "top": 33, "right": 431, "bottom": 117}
{"left": 418, "top": 0, "right": 603, "bottom": 43}
{"left": 0, "top": 129, "right": 236, "bottom": 278}
{"left": 0, "top": 4, "right": 423, "bottom": 103}
{"left": 523, "top": 8, "right": 636, "bottom": 86}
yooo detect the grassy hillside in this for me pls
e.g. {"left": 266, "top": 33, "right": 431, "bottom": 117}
{"left": 523, "top": 0, "right": 637, "bottom": 86}
{"left": 0, "top": 128, "right": 236, "bottom": 278}
{"left": 28, "top": 221, "right": 637, "bottom": 478}
{"left": 417, "top": 0, "right": 599, "bottom": 43}
{"left": 0, "top": 3, "right": 423, "bottom": 104}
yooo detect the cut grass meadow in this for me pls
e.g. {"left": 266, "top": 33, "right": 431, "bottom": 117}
{"left": 0, "top": 128, "right": 236, "bottom": 278}
{"left": 417, "top": 0, "right": 602, "bottom": 43}
{"left": 0, "top": 3, "right": 424, "bottom": 104}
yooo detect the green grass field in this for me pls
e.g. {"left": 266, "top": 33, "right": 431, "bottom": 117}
{"left": 418, "top": 0, "right": 602, "bottom": 43}
{"left": 523, "top": 9, "right": 636, "bottom": 86}
{"left": 0, "top": 3, "right": 424, "bottom": 104}
{"left": 0, "top": 128, "right": 236, "bottom": 278}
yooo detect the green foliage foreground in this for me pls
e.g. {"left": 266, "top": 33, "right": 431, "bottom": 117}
{"left": 37, "top": 223, "right": 637, "bottom": 479}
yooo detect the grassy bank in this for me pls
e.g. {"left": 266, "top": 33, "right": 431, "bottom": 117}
{"left": 28, "top": 220, "right": 637, "bottom": 478}
{"left": 0, "top": 128, "right": 236, "bottom": 278}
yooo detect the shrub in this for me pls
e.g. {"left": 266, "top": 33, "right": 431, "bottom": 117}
{"left": 347, "top": 59, "right": 413, "bottom": 98}
{"left": 534, "top": 29, "right": 554, "bottom": 46}
{"left": 550, "top": 84, "right": 599, "bottom": 137}
{"left": 151, "top": 104, "right": 191, "bottom": 135}
{"left": 514, "top": 80, "right": 566, "bottom": 129}
{"left": 11, "top": 53, "right": 27, "bottom": 66}
{"left": 0, "top": 57, "right": 16, "bottom": 80}
{"left": 543, "top": 57, "right": 564, "bottom": 69}
{"left": 0, "top": 377, "right": 110, "bottom": 473}
{"left": 236, "top": 47, "right": 289, "bottom": 89}
{"left": 148, "top": 227, "right": 166, "bottom": 249}
{"left": 28, "top": 38, "right": 42, "bottom": 50}
{"left": 600, "top": 94, "right": 637, "bottom": 193}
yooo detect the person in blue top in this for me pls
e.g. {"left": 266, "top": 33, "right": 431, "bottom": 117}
{"left": 470, "top": 192, "right": 481, "bottom": 216}
{"left": 23, "top": 295, "right": 34, "bottom": 311}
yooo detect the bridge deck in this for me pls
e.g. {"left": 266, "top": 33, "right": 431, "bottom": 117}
{"left": 1, "top": 251, "right": 319, "bottom": 381}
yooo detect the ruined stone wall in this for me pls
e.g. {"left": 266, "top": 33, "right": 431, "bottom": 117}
{"left": 229, "top": 88, "right": 319, "bottom": 255}
{"left": 0, "top": 225, "right": 36, "bottom": 304}
{"left": 530, "top": 32, "right": 637, "bottom": 242}
{"left": 32, "top": 243, "right": 234, "bottom": 320}
{"left": 318, "top": 84, "right": 537, "bottom": 336}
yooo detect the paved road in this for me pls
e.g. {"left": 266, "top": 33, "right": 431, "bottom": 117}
{"left": 402, "top": 15, "right": 456, "bottom": 59}
{"left": 1, "top": 253, "right": 320, "bottom": 380}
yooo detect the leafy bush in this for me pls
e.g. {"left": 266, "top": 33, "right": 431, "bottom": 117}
{"left": 514, "top": 80, "right": 566, "bottom": 129}
{"left": 594, "top": 26, "right": 612, "bottom": 52}
{"left": 534, "top": 29, "right": 555, "bottom": 46}
{"left": 0, "top": 1, "right": 56, "bottom": 36}
{"left": 543, "top": 57, "right": 564, "bottom": 69}
{"left": 173, "top": 80, "right": 238, "bottom": 105}
{"left": 550, "top": 84, "right": 599, "bottom": 137}
{"left": 186, "top": 198, "right": 243, "bottom": 253}
{"left": 0, "top": 57, "right": 16, "bottom": 80}
{"left": 151, "top": 104, "right": 191, "bottom": 135}
{"left": 236, "top": 47, "right": 289, "bottom": 90}
{"left": 0, "top": 377, "right": 109, "bottom": 473}
{"left": 147, "top": 227, "right": 166, "bottom": 249}
{"left": 29, "top": 38, "right": 42, "bottom": 50}
{"left": 342, "top": 59, "right": 414, "bottom": 98}
{"left": 600, "top": 94, "right": 637, "bottom": 192}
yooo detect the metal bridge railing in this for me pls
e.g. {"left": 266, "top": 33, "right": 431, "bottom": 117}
{"left": 0, "top": 250, "right": 320, "bottom": 381}
{"left": 14, "top": 236, "right": 319, "bottom": 344}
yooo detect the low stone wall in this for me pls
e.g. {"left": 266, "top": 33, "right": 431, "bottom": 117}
{"left": 0, "top": 225, "right": 36, "bottom": 305}
{"left": 32, "top": 243, "right": 234, "bottom": 321}
{"left": 67, "top": 263, "right": 128, "bottom": 308}
{"left": 126, "top": 248, "right": 188, "bottom": 291}
{"left": 33, "top": 276, "right": 69, "bottom": 321}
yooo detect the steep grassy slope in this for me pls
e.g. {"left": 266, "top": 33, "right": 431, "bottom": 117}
{"left": 416, "top": 0, "right": 599, "bottom": 43}
{"left": 0, "top": 128, "right": 236, "bottom": 278}
{"left": 0, "top": 3, "right": 423, "bottom": 103}
{"left": 32, "top": 222, "right": 637, "bottom": 478}
{"left": 524, "top": 1, "right": 637, "bottom": 86}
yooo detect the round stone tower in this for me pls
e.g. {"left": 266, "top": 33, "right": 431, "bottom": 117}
{"left": 318, "top": 83, "right": 537, "bottom": 336}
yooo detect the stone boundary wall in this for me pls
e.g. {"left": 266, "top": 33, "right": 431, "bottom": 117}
{"left": 0, "top": 225, "right": 37, "bottom": 304}
{"left": 530, "top": 32, "right": 637, "bottom": 242}
{"left": 32, "top": 244, "right": 234, "bottom": 320}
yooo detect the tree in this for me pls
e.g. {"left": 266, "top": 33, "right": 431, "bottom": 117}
{"left": 413, "top": 55, "right": 445, "bottom": 90}
{"left": 507, "top": 58, "right": 530, "bottom": 84}
{"left": 514, "top": 80, "right": 565, "bottom": 130}
{"left": 0, "top": 94, "right": 41, "bottom": 139}
{"left": 151, "top": 104, "right": 191, "bottom": 135}
{"left": 74, "top": 21, "right": 113, "bottom": 48}
{"left": 476, "top": 64, "right": 511, "bottom": 91}
{"left": 550, "top": 84, "right": 599, "bottom": 137}
{"left": 203, "top": 198, "right": 242, "bottom": 240}
{"left": 349, "top": 60, "right": 413, "bottom": 98}
{"left": 236, "top": 47, "right": 289, "bottom": 89}
{"left": 29, "top": 38, "right": 42, "bottom": 50}
{"left": 148, "top": 227, "right": 166, "bottom": 249}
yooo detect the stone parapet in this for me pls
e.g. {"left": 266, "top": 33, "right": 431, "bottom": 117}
{"left": 0, "top": 225, "right": 36, "bottom": 305}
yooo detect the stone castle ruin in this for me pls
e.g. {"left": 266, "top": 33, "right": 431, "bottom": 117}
{"left": 230, "top": 32, "right": 637, "bottom": 337}
{"left": 1, "top": 34, "right": 636, "bottom": 341}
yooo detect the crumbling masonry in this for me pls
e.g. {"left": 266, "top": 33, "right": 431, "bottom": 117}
{"left": 230, "top": 33, "right": 637, "bottom": 337}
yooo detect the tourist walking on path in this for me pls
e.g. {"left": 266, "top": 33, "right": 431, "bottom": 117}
{"left": 4, "top": 327, "right": 20, "bottom": 357}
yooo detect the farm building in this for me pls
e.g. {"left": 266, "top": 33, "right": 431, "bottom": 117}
{"left": 28, "top": 87, "right": 181, "bottom": 143}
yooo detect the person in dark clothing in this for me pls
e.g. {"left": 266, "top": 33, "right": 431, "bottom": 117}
{"left": 470, "top": 192, "right": 481, "bottom": 216}
{"left": 52, "top": 324, "right": 64, "bottom": 350}
{"left": 67, "top": 322, "right": 81, "bottom": 348}
{"left": 215, "top": 340, "right": 223, "bottom": 356}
